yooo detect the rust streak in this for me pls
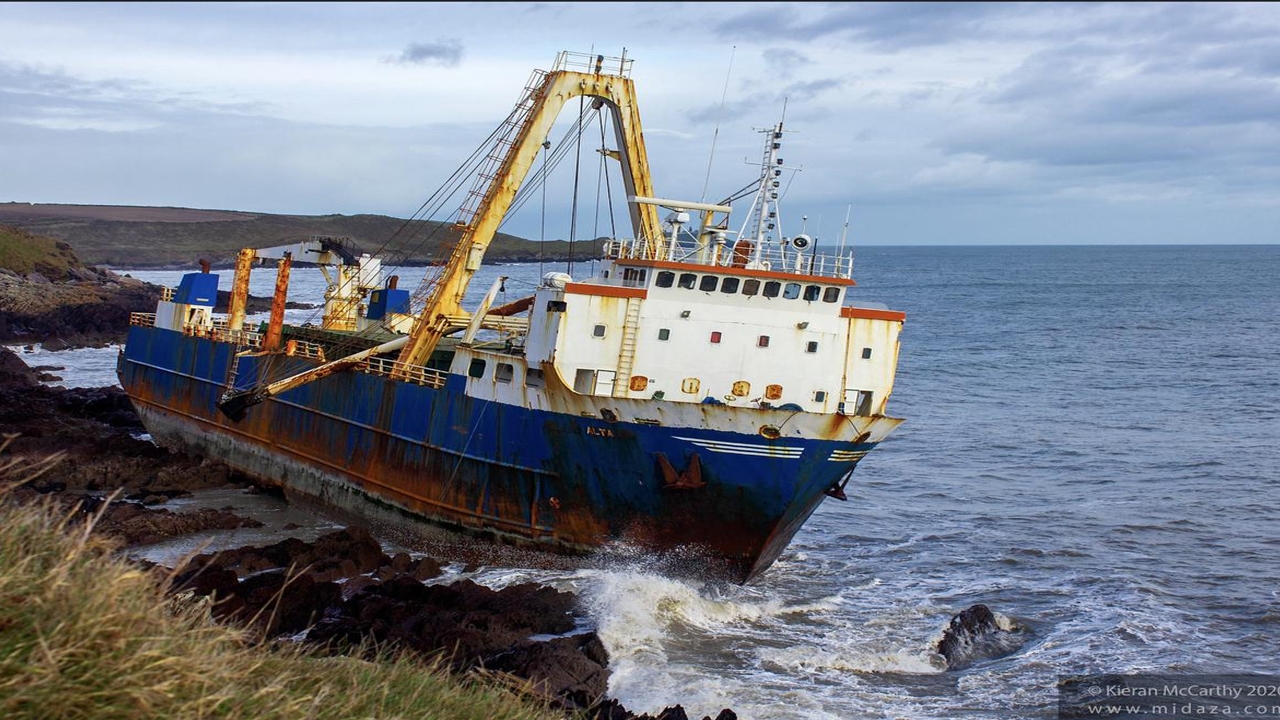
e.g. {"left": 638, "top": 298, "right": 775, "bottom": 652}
{"left": 563, "top": 283, "right": 648, "bottom": 299}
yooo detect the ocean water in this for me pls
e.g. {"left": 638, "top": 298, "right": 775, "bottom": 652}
{"left": 15, "top": 245, "right": 1280, "bottom": 719}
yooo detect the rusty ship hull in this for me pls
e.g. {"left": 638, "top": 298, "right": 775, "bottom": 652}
{"left": 118, "top": 52, "right": 908, "bottom": 584}
{"left": 118, "top": 324, "right": 899, "bottom": 583}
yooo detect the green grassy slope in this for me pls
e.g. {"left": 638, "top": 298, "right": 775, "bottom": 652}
{"left": 0, "top": 224, "right": 84, "bottom": 278}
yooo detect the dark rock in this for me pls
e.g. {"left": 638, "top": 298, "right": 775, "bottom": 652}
{"left": 223, "top": 570, "right": 342, "bottom": 636}
{"left": 182, "top": 526, "right": 391, "bottom": 581}
{"left": 486, "top": 633, "right": 611, "bottom": 709}
{"left": 935, "top": 603, "right": 1025, "bottom": 670}
{"left": 0, "top": 347, "right": 38, "bottom": 386}
{"left": 87, "top": 499, "right": 263, "bottom": 546}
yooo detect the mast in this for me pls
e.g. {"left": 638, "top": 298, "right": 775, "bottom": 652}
{"left": 394, "top": 51, "right": 661, "bottom": 373}
{"left": 736, "top": 121, "right": 788, "bottom": 269}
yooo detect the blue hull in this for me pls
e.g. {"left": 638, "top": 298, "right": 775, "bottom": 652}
{"left": 119, "top": 325, "right": 878, "bottom": 582}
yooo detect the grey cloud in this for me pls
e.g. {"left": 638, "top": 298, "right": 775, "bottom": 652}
{"left": 389, "top": 40, "right": 463, "bottom": 67}
{"left": 985, "top": 43, "right": 1280, "bottom": 129}
{"left": 0, "top": 62, "right": 265, "bottom": 131}
{"left": 684, "top": 75, "right": 846, "bottom": 125}
{"left": 762, "top": 48, "right": 812, "bottom": 80}
{"left": 714, "top": 2, "right": 1012, "bottom": 50}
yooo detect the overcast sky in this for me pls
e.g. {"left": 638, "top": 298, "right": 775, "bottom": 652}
{"left": 2, "top": 2, "right": 1278, "bottom": 245}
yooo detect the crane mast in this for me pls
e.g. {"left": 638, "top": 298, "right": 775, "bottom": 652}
{"left": 393, "top": 52, "right": 662, "bottom": 374}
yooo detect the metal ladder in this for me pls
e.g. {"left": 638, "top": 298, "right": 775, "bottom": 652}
{"left": 612, "top": 297, "right": 643, "bottom": 396}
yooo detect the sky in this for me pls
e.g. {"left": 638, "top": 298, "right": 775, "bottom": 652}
{"left": 2, "top": 1, "right": 1278, "bottom": 245}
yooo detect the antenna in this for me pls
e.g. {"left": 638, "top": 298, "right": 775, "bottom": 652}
{"left": 838, "top": 204, "right": 853, "bottom": 276}
{"left": 699, "top": 46, "right": 736, "bottom": 204}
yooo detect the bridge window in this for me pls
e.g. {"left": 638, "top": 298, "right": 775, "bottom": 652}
{"left": 699, "top": 275, "right": 719, "bottom": 292}
{"left": 862, "top": 347, "right": 873, "bottom": 359}
{"left": 655, "top": 271, "right": 675, "bottom": 288}
{"left": 658, "top": 328, "right": 670, "bottom": 341}
{"left": 495, "top": 363, "right": 514, "bottom": 383}
{"left": 763, "top": 281, "right": 781, "bottom": 298}
{"left": 468, "top": 358, "right": 486, "bottom": 378}
{"left": 593, "top": 324, "right": 607, "bottom": 338}
{"left": 622, "top": 268, "right": 647, "bottom": 287}
{"left": 823, "top": 287, "right": 841, "bottom": 303}
{"left": 720, "top": 277, "right": 740, "bottom": 294}
{"left": 814, "top": 390, "right": 827, "bottom": 402}
{"left": 547, "top": 300, "right": 566, "bottom": 312}
{"left": 526, "top": 368, "right": 545, "bottom": 387}
{"left": 806, "top": 341, "right": 819, "bottom": 353}
{"left": 803, "top": 284, "right": 821, "bottom": 301}
{"left": 678, "top": 273, "right": 697, "bottom": 289}
{"left": 783, "top": 283, "right": 801, "bottom": 299}
{"left": 742, "top": 279, "right": 761, "bottom": 296}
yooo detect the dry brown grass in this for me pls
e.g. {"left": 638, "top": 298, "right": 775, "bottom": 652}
{"left": 0, "top": 440, "right": 565, "bottom": 720}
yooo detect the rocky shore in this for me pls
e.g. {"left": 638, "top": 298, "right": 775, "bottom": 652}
{"left": 0, "top": 245, "right": 737, "bottom": 720}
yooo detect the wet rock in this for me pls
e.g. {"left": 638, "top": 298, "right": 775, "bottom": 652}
{"left": 180, "top": 526, "right": 391, "bottom": 580}
{"left": 222, "top": 570, "right": 343, "bottom": 637}
{"left": 305, "top": 575, "right": 599, "bottom": 708}
{"left": 486, "top": 633, "right": 611, "bottom": 710}
{"left": 70, "top": 495, "right": 263, "bottom": 546}
{"left": 0, "top": 346, "right": 38, "bottom": 386}
{"left": 585, "top": 704, "right": 735, "bottom": 720}
{"left": 935, "top": 603, "right": 1026, "bottom": 670}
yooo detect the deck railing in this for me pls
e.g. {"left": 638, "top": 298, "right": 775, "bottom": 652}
{"left": 603, "top": 237, "right": 855, "bottom": 280}
{"left": 132, "top": 298, "right": 445, "bottom": 388}
{"left": 362, "top": 356, "right": 447, "bottom": 388}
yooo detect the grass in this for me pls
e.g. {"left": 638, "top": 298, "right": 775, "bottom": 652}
{"left": 0, "top": 440, "right": 567, "bottom": 720}
{"left": 0, "top": 225, "right": 83, "bottom": 278}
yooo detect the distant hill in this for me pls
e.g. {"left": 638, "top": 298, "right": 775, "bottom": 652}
{"left": 0, "top": 203, "right": 601, "bottom": 269}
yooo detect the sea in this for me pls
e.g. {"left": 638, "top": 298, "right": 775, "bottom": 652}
{"left": 10, "top": 244, "right": 1280, "bottom": 720}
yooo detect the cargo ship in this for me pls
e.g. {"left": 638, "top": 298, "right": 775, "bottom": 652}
{"left": 117, "top": 51, "right": 906, "bottom": 583}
